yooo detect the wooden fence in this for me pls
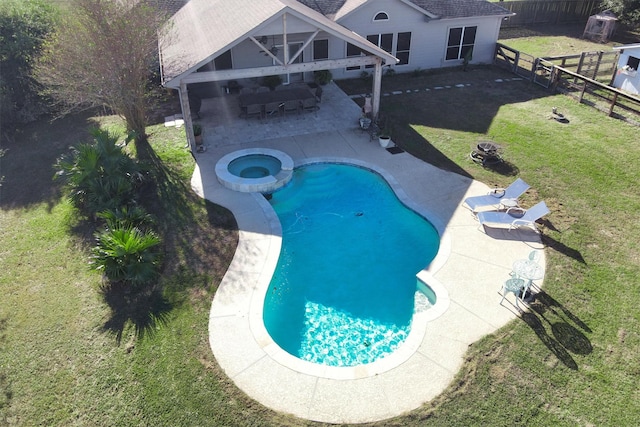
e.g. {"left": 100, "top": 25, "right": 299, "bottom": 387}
{"left": 494, "top": 43, "right": 640, "bottom": 124}
{"left": 498, "top": 0, "right": 600, "bottom": 27}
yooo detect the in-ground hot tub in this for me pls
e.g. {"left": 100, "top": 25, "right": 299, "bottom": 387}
{"left": 215, "top": 148, "right": 294, "bottom": 193}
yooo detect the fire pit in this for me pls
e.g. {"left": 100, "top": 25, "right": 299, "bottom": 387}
{"left": 470, "top": 141, "right": 503, "bottom": 165}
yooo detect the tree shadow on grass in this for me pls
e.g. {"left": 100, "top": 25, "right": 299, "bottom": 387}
{"left": 541, "top": 233, "right": 586, "bottom": 265}
{"left": 0, "top": 317, "right": 12, "bottom": 415}
{"left": 97, "top": 142, "right": 237, "bottom": 344}
{"left": 1, "top": 112, "right": 96, "bottom": 211}
{"left": 100, "top": 282, "right": 173, "bottom": 345}
{"left": 520, "top": 290, "right": 592, "bottom": 370}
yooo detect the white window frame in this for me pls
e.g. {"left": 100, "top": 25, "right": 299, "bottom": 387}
{"left": 445, "top": 25, "right": 477, "bottom": 62}
{"left": 373, "top": 11, "right": 389, "bottom": 22}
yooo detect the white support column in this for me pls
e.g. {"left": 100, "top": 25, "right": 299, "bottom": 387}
{"left": 179, "top": 81, "right": 195, "bottom": 152}
{"left": 283, "top": 14, "right": 288, "bottom": 65}
{"left": 371, "top": 58, "right": 383, "bottom": 119}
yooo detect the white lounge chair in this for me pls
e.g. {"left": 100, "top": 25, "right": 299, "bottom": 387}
{"left": 477, "top": 201, "right": 550, "bottom": 232}
{"left": 463, "top": 178, "right": 530, "bottom": 213}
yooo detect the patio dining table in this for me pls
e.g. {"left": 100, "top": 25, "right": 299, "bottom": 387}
{"left": 238, "top": 87, "right": 315, "bottom": 109}
{"left": 512, "top": 259, "right": 544, "bottom": 298}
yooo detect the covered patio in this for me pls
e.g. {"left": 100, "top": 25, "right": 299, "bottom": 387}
{"left": 192, "top": 81, "right": 365, "bottom": 149}
{"left": 158, "top": 0, "right": 397, "bottom": 152}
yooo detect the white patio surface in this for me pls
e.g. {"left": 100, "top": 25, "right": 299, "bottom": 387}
{"left": 188, "top": 82, "right": 545, "bottom": 423}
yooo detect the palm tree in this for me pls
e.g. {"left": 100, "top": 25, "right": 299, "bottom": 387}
{"left": 91, "top": 225, "right": 162, "bottom": 286}
{"left": 54, "top": 128, "right": 143, "bottom": 216}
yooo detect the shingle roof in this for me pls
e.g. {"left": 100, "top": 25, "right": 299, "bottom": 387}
{"left": 408, "top": 0, "right": 512, "bottom": 19}
{"left": 159, "top": 0, "right": 397, "bottom": 86}
{"left": 296, "top": 0, "right": 512, "bottom": 20}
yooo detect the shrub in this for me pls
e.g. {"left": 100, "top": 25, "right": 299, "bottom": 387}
{"left": 91, "top": 225, "right": 162, "bottom": 286}
{"left": 0, "top": 0, "right": 57, "bottom": 127}
{"left": 54, "top": 129, "right": 143, "bottom": 216}
{"left": 262, "top": 75, "right": 282, "bottom": 90}
{"left": 313, "top": 69, "right": 332, "bottom": 85}
{"left": 97, "top": 206, "right": 155, "bottom": 231}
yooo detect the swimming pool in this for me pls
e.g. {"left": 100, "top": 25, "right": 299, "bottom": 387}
{"left": 263, "top": 163, "right": 441, "bottom": 367}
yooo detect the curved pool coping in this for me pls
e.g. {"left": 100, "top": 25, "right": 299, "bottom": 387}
{"left": 247, "top": 158, "right": 452, "bottom": 380}
{"left": 215, "top": 148, "right": 294, "bottom": 193}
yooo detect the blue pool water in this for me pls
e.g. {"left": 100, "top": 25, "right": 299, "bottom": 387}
{"left": 228, "top": 154, "right": 281, "bottom": 178}
{"left": 263, "top": 163, "right": 440, "bottom": 367}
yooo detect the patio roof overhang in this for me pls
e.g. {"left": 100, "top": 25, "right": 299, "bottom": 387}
{"left": 160, "top": 0, "right": 397, "bottom": 152}
{"left": 176, "top": 56, "right": 383, "bottom": 86}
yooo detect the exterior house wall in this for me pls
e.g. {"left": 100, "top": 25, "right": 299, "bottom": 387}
{"left": 612, "top": 47, "right": 640, "bottom": 95}
{"left": 331, "top": 0, "right": 504, "bottom": 80}
{"left": 191, "top": 0, "right": 507, "bottom": 86}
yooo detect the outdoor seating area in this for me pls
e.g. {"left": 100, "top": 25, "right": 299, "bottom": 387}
{"left": 463, "top": 178, "right": 530, "bottom": 213}
{"left": 477, "top": 201, "right": 550, "bottom": 232}
{"left": 501, "top": 250, "right": 545, "bottom": 309}
{"left": 238, "top": 85, "right": 318, "bottom": 120}
{"left": 463, "top": 178, "right": 550, "bottom": 233}
{"left": 194, "top": 81, "right": 363, "bottom": 148}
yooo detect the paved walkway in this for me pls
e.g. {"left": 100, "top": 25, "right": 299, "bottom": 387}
{"left": 189, "top": 82, "right": 543, "bottom": 424}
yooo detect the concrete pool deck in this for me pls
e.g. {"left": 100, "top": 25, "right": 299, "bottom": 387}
{"left": 188, "top": 83, "right": 545, "bottom": 423}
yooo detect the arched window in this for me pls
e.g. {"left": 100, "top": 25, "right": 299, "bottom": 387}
{"left": 373, "top": 11, "right": 389, "bottom": 21}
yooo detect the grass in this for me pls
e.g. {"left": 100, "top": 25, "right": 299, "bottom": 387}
{"left": 2, "top": 27, "right": 640, "bottom": 426}
{"left": 498, "top": 23, "right": 640, "bottom": 57}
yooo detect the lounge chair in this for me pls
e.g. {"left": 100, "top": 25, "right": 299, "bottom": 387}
{"left": 476, "top": 201, "right": 550, "bottom": 232}
{"left": 463, "top": 178, "right": 530, "bottom": 213}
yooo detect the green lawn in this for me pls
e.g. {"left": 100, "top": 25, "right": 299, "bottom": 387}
{"left": 2, "top": 31, "right": 640, "bottom": 426}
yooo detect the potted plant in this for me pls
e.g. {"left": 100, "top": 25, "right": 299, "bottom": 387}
{"left": 262, "top": 75, "right": 282, "bottom": 91}
{"left": 359, "top": 115, "right": 371, "bottom": 129}
{"left": 378, "top": 131, "right": 392, "bottom": 148}
{"left": 313, "top": 69, "right": 332, "bottom": 86}
{"left": 193, "top": 123, "right": 203, "bottom": 146}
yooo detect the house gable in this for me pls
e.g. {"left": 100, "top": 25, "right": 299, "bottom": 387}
{"left": 159, "top": 0, "right": 398, "bottom": 88}
{"left": 296, "top": 0, "right": 511, "bottom": 21}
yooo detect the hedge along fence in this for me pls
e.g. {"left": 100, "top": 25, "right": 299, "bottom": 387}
{"left": 498, "top": 0, "right": 600, "bottom": 27}
{"left": 495, "top": 43, "right": 640, "bottom": 124}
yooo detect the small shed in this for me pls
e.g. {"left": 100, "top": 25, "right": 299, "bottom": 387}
{"left": 583, "top": 10, "right": 618, "bottom": 42}
{"left": 612, "top": 44, "right": 640, "bottom": 95}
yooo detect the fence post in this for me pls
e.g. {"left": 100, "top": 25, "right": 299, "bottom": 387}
{"left": 576, "top": 52, "right": 586, "bottom": 84}
{"left": 608, "top": 93, "right": 618, "bottom": 116}
{"left": 592, "top": 51, "right": 603, "bottom": 80}
{"left": 579, "top": 80, "right": 587, "bottom": 103}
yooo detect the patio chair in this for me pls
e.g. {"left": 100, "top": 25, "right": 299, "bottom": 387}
{"left": 256, "top": 86, "right": 270, "bottom": 93}
{"left": 501, "top": 277, "right": 526, "bottom": 309}
{"left": 463, "top": 178, "right": 530, "bottom": 213}
{"left": 282, "top": 99, "right": 300, "bottom": 116}
{"left": 241, "top": 103, "right": 262, "bottom": 119}
{"left": 476, "top": 201, "right": 550, "bottom": 232}
{"left": 301, "top": 97, "right": 318, "bottom": 113}
{"left": 528, "top": 249, "right": 541, "bottom": 262}
{"left": 264, "top": 102, "right": 281, "bottom": 118}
